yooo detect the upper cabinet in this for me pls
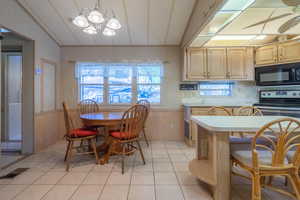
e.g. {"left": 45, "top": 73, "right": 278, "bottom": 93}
{"left": 278, "top": 41, "right": 300, "bottom": 63}
{"left": 207, "top": 48, "right": 227, "bottom": 79}
{"left": 255, "top": 40, "right": 300, "bottom": 67}
{"left": 186, "top": 48, "right": 207, "bottom": 80}
{"left": 227, "top": 48, "right": 247, "bottom": 80}
{"left": 255, "top": 45, "right": 277, "bottom": 66}
{"left": 183, "top": 47, "right": 254, "bottom": 81}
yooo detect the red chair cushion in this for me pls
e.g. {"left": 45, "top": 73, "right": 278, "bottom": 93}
{"left": 110, "top": 131, "right": 135, "bottom": 139}
{"left": 70, "top": 128, "right": 97, "bottom": 137}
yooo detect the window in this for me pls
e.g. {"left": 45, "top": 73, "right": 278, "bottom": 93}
{"left": 199, "top": 82, "right": 233, "bottom": 96}
{"left": 77, "top": 63, "right": 162, "bottom": 104}
{"left": 78, "top": 63, "right": 104, "bottom": 103}
{"left": 108, "top": 66, "right": 132, "bottom": 104}
{"left": 137, "top": 65, "right": 161, "bottom": 103}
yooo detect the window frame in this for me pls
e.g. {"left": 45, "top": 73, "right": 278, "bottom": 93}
{"left": 77, "top": 62, "right": 163, "bottom": 105}
{"left": 77, "top": 63, "right": 105, "bottom": 104}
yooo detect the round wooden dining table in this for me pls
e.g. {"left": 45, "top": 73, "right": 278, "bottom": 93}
{"left": 80, "top": 111, "right": 124, "bottom": 164}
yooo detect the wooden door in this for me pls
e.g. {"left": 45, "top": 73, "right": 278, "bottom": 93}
{"left": 187, "top": 48, "right": 207, "bottom": 80}
{"left": 207, "top": 48, "right": 227, "bottom": 79}
{"left": 255, "top": 45, "right": 277, "bottom": 66}
{"left": 227, "top": 48, "right": 246, "bottom": 80}
{"left": 278, "top": 41, "right": 300, "bottom": 63}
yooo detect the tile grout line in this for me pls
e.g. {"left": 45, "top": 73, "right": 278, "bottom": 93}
{"left": 167, "top": 145, "right": 186, "bottom": 200}
{"left": 150, "top": 141, "right": 157, "bottom": 200}
{"left": 97, "top": 159, "right": 114, "bottom": 200}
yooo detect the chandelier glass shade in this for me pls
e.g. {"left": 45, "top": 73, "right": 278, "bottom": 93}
{"left": 72, "top": 0, "right": 121, "bottom": 36}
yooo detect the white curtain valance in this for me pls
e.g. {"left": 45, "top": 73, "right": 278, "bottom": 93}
{"left": 75, "top": 61, "right": 164, "bottom": 79}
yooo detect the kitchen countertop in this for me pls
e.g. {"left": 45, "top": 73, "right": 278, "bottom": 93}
{"left": 191, "top": 116, "right": 300, "bottom": 132}
{"left": 183, "top": 103, "right": 255, "bottom": 107}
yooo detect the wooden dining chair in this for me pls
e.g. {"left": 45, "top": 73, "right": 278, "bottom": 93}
{"left": 78, "top": 99, "right": 100, "bottom": 114}
{"left": 62, "top": 102, "right": 99, "bottom": 171}
{"left": 104, "top": 104, "right": 148, "bottom": 174}
{"left": 137, "top": 99, "right": 150, "bottom": 147}
{"left": 231, "top": 118, "right": 300, "bottom": 200}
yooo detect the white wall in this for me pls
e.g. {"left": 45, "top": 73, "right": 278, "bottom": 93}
{"left": 0, "top": 0, "right": 61, "bottom": 152}
{"left": 61, "top": 46, "right": 182, "bottom": 109}
{"left": 0, "top": 0, "right": 61, "bottom": 113}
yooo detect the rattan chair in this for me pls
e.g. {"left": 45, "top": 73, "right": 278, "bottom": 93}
{"left": 207, "top": 106, "right": 232, "bottom": 116}
{"left": 231, "top": 118, "right": 300, "bottom": 200}
{"left": 104, "top": 104, "right": 148, "bottom": 174}
{"left": 62, "top": 102, "right": 99, "bottom": 171}
{"left": 137, "top": 99, "right": 150, "bottom": 147}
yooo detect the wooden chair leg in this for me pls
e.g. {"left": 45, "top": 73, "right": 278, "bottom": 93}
{"left": 288, "top": 171, "right": 300, "bottom": 199}
{"left": 66, "top": 141, "right": 74, "bottom": 172}
{"left": 251, "top": 173, "right": 262, "bottom": 200}
{"left": 64, "top": 140, "right": 71, "bottom": 162}
{"left": 90, "top": 138, "right": 99, "bottom": 164}
{"left": 122, "top": 144, "right": 125, "bottom": 174}
{"left": 136, "top": 140, "right": 146, "bottom": 165}
{"left": 142, "top": 127, "right": 149, "bottom": 147}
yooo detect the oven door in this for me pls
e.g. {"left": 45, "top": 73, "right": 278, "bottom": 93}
{"left": 255, "top": 65, "right": 295, "bottom": 86}
{"left": 258, "top": 106, "right": 300, "bottom": 118}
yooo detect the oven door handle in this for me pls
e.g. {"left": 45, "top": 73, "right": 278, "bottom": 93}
{"left": 257, "top": 106, "right": 300, "bottom": 111}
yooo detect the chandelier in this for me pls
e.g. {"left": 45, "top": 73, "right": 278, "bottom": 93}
{"left": 72, "top": 0, "right": 121, "bottom": 36}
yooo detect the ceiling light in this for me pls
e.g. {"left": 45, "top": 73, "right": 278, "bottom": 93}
{"left": 88, "top": 10, "right": 104, "bottom": 24}
{"left": 106, "top": 18, "right": 122, "bottom": 30}
{"left": 83, "top": 26, "right": 97, "bottom": 34}
{"left": 103, "top": 28, "right": 116, "bottom": 36}
{"left": 72, "top": 15, "right": 89, "bottom": 28}
{"left": 211, "top": 35, "right": 267, "bottom": 40}
{"left": 71, "top": 0, "right": 121, "bottom": 36}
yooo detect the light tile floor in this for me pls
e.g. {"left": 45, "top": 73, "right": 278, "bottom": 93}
{"left": 0, "top": 140, "right": 294, "bottom": 200}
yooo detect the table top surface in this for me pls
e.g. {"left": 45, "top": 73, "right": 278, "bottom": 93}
{"left": 80, "top": 112, "right": 123, "bottom": 121}
{"left": 191, "top": 116, "right": 300, "bottom": 132}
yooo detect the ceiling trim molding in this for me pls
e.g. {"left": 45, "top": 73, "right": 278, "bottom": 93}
{"left": 179, "top": 0, "right": 198, "bottom": 47}
{"left": 164, "top": 0, "right": 176, "bottom": 44}
{"left": 16, "top": 0, "right": 61, "bottom": 47}
{"left": 61, "top": 44, "right": 180, "bottom": 48}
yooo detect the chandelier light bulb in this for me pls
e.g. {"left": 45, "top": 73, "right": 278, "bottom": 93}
{"left": 88, "top": 10, "right": 104, "bottom": 24}
{"left": 103, "top": 28, "right": 116, "bottom": 36}
{"left": 83, "top": 26, "right": 97, "bottom": 34}
{"left": 72, "top": 15, "right": 89, "bottom": 28}
{"left": 106, "top": 18, "right": 122, "bottom": 30}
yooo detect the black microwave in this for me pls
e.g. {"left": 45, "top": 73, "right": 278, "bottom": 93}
{"left": 255, "top": 63, "right": 300, "bottom": 86}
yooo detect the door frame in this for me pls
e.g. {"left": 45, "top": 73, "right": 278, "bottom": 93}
{"left": 0, "top": 25, "right": 35, "bottom": 155}
{"left": 2, "top": 52, "right": 22, "bottom": 143}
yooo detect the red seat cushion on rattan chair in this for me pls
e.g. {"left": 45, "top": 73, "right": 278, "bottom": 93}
{"left": 70, "top": 128, "right": 97, "bottom": 137}
{"left": 110, "top": 131, "right": 135, "bottom": 139}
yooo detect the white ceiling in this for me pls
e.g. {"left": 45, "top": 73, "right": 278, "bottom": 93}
{"left": 17, "top": 0, "right": 196, "bottom": 46}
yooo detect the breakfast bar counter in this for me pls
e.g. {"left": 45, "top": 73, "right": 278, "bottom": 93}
{"left": 189, "top": 116, "right": 300, "bottom": 200}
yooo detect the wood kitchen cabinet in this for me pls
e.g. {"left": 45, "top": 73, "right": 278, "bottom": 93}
{"left": 227, "top": 48, "right": 247, "bottom": 79}
{"left": 255, "top": 44, "right": 278, "bottom": 66}
{"left": 278, "top": 41, "right": 300, "bottom": 63}
{"left": 183, "top": 47, "right": 254, "bottom": 81}
{"left": 207, "top": 48, "right": 227, "bottom": 79}
{"left": 186, "top": 48, "right": 207, "bottom": 80}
